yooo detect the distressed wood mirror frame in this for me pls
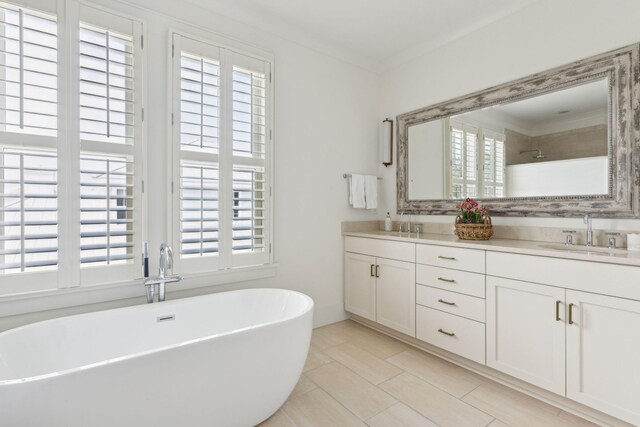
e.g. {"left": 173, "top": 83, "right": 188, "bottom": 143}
{"left": 397, "top": 43, "right": 640, "bottom": 218}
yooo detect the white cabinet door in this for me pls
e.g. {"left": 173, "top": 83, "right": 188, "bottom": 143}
{"left": 566, "top": 290, "right": 640, "bottom": 426}
{"left": 344, "top": 252, "right": 377, "bottom": 321}
{"left": 376, "top": 258, "right": 416, "bottom": 336}
{"left": 487, "top": 276, "right": 566, "bottom": 395}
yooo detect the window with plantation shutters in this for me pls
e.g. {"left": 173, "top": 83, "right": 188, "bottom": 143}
{"left": 171, "top": 33, "right": 271, "bottom": 274}
{"left": 76, "top": 5, "right": 143, "bottom": 284}
{"left": 1, "top": 2, "right": 59, "bottom": 291}
{"left": 0, "top": 2, "right": 145, "bottom": 295}
{"left": 448, "top": 119, "right": 506, "bottom": 200}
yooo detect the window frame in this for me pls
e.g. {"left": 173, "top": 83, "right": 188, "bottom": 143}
{"left": 71, "top": 3, "right": 146, "bottom": 287}
{"left": 0, "top": 0, "right": 147, "bottom": 295}
{"left": 168, "top": 31, "right": 274, "bottom": 276}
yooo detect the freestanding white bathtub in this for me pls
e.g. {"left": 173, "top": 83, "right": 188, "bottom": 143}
{"left": 0, "top": 288, "right": 313, "bottom": 427}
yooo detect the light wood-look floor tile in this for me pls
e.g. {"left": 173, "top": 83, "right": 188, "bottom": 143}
{"left": 257, "top": 409, "right": 297, "bottom": 427}
{"left": 462, "top": 381, "right": 581, "bottom": 427}
{"left": 283, "top": 388, "right": 366, "bottom": 427}
{"left": 323, "top": 342, "right": 403, "bottom": 385}
{"left": 366, "top": 402, "right": 439, "bottom": 427}
{"left": 387, "top": 348, "right": 485, "bottom": 398}
{"left": 270, "top": 320, "right": 597, "bottom": 427}
{"left": 302, "top": 344, "right": 332, "bottom": 372}
{"left": 290, "top": 374, "right": 317, "bottom": 398}
{"left": 344, "top": 324, "right": 410, "bottom": 359}
{"left": 380, "top": 372, "right": 494, "bottom": 427}
{"left": 306, "top": 361, "right": 397, "bottom": 420}
{"left": 312, "top": 326, "right": 350, "bottom": 349}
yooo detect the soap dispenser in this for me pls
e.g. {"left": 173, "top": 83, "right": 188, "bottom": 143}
{"left": 384, "top": 212, "right": 392, "bottom": 232}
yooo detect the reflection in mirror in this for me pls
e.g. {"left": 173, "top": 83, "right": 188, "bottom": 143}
{"left": 407, "top": 77, "right": 609, "bottom": 200}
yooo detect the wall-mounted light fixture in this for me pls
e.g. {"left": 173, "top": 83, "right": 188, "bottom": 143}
{"left": 382, "top": 118, "right": 393, "bottom": 167}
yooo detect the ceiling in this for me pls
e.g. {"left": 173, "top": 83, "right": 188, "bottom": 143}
{"left": 459, "top": 78, "right": 609, "bottom": 136}
{"left": 492, "top": 78, "right": 609, "bottom": 126}
{"left": 185, "top": 0, "right": 538, "bottom": 72}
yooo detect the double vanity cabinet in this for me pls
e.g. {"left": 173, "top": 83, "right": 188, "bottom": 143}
{"left": 343, "top": 232, "right": 640, "bottom": 426}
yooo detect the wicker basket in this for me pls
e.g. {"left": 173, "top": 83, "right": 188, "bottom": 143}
{"left": 454, "top": 215, "right": 493, "bottom": 240}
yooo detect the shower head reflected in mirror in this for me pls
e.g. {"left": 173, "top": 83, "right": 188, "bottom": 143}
{"left": 520, "top": 149, "right": 546, "bottom": 159}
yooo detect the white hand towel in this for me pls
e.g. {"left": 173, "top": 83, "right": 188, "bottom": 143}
{"left": 364, "top": 175, "right": 378, "bottom": 209}
{"left": 349, "top": 174, "right": 366, "bottom": 209}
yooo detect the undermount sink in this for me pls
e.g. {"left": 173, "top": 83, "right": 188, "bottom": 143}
{"left": 537, "top": 243, "right": 628, "bottom": 256}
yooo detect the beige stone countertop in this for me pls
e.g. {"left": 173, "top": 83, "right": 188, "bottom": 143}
{"left": 343, "top": 230, "right": 640, "bottom": 267}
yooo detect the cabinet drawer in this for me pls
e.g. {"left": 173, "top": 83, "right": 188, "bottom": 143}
{"left": 487, "top": 251, "right": 640, "bottom": 301}
{"left": 345, "top": 236, "right": 415, "bottom": 262}
{"left": 416, "top": 285, "right": 485, "bottom": 322}
{"left": 416, "top": 305, "right": 486, "bottom": 364}
{"left": 416, "top": 264, "right": 485, "bottom": 298}
{"left": 416, "top": 244, "right": 485, "bottom": 273}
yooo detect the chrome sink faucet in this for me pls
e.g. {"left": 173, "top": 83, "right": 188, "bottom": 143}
{"left": 584, "top": 214, "right": 593, "bottom": 247}
{"left": 144, "top": 243, "right": 182, "bottom": 303}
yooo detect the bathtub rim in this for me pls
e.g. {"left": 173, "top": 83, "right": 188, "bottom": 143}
{"left": 0, "top": 288, "right": 314, "bottom": 386}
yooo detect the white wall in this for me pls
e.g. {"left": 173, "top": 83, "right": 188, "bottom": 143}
{"left": 380, "top": 0, "right": 640, "bottom": 231}
{"left": 408, "top": 120, "right": 444, "bottom": 199}
{"left": 0, "top": 0, "right": 381, "bottom": 331}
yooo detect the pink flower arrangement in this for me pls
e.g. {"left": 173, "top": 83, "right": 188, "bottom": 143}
{"left": 456, "top": 197, "right": 489, "bottom": 224}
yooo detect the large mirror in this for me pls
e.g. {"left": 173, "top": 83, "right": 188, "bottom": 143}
{"left": 397, "top": 44, "right": 640, "bottom": 217}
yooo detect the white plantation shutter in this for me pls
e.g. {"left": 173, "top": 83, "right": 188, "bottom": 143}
{"left": 0, "top": 2, "right": 58, "bottom": 138}
{"left": 180, "top": 52, "right": 220, "bottom": 153}
{"left": 230, "top": 55, "right": 267, "bottom": 266}
{"left": 77, "top": 6, "right": 143, "bottom": 284}
{"left": 180, "top": 162, "right": 219, "bottom": 257}
{"left": 0, "top": 149, "right": 57, "bottom": 272}
{"left": 0, "top": 2, "right": 59, "bottom": 293}
{"left": 449, "top": 120, "right": 477, "bottom": 199}
{"left": 172, "top": 33, "right": 271, "bottom": 274}
{"left": 482, "top": 130, "right": 506, "bottom": 198}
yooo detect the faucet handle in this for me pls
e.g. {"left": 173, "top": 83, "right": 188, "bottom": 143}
{"left": 606, "top": 232, "right": 620, "bottom": 249}
{"left": 562, "top": 230, "right": 576, "bottom": 246}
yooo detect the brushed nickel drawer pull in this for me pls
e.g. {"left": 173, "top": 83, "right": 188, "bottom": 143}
{"left": 438, "top": 328, "right": 455, "bottom": 337}
{"left": 438, "top": 256, "right": 456, "bottom": 260}
{"left": 437, "top": 277, "right": 455, "bottom": 283}
{"left": 438, "top": 299, "right": 456, "bottom": 306}
{"left": 568, "top": 303, "right": 575, "bottom": 325}
{"left": 555, "top": 300, "right": 562, "bottom": 321}
{"left": 370, "top": 264, "right": 375, "bottom": 277}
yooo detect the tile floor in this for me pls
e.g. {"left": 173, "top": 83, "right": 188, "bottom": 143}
{"left": 258, "top": 320, "right": 599, "bottom": 427}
